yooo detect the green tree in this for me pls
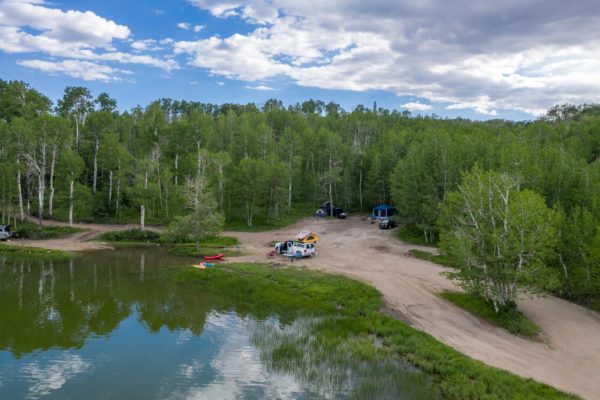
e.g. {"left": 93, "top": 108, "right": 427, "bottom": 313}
{"left": 164, "top": 175, "right": 224, "bottom": 251}
{"left": 439, "top": 167, "right": 559, "bottom": 312}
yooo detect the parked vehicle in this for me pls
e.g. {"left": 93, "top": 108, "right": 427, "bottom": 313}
{"left": 274, "top": 240, "right": 317, "bottom": 258}
{"left": 320, "top": 201, "right": 347, "bottom": 219}
{"left": 0, "top": 225, "right": 13, "bottom": 240}
{"left": 371, "top": 204, "right": 396, "bottom": 222}
{"left": 378, "top": 219, "right": 397, "bottom": 229}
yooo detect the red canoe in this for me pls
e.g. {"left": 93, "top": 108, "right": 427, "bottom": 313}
{"left": 203, "top": 253, "right": 225, "bottom": 261}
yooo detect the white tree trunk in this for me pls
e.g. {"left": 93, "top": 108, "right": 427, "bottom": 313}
{"left": 37, "top": 143, "right": 47, "bottom": 226}
{"left": 75, "top": 116, "right": 80, "bottom": 150}
{"left": 115, "top": 178, "right": 120, "bottom": 217}
{"left": 358, "top": 160, "right": 363, "bottom": 212}
{"left": 108, "top": 170, "right": 113, "bottom": 203}
{"left": 219, "top": 164, "right": 224, "bottom": 210}
{"left": 16, "top": 158, "right": 24, "bottom": 220}
{"left": 140, "top": 205, "right": 145, "bottom": 230}
{"left": 328, "top": 152, "right": 334, "bottom": 217}
{"left": 48, "top": 146, "right": 57, "bottom": 217}
{"left": 174, "top": 153, "right": 179, "bottom": 186}
{"left": 68, "top": 180, "right": 74, "bottom": 225}
{"left": 288, "top": 176, "right": 292, "bottom": 209}
{"left": 92, "top": 139, "right": 99, "bottom": 194}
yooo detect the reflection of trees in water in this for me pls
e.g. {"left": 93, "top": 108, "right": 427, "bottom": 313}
{"left": 1, "top": 251, "right": 435, "bottom": 398}
{"left": 0, "top": 249, "right": 213, "bottom": 357}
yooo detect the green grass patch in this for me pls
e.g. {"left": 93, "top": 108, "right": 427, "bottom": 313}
{"left": 191, "top": 235, "right": 239, "bottom": 246}
{"left": 409, "top": 249, "right": 454, "bottom": 268}
{"left": 100, "top": 229, "right": 161, "bottom": 243}
{"left": 0, "top": 243, "right": 73, "bottom": 260}
{"left": 170, "top": 263, "right": 572, "bottom": 399}
{"left": 395, "top": 225, "right": 438, "bottom": 246}
{"left": 440, "top": 291, "right": 541, "bottom": 338}
{"left": 13, "top": 221, "right": 83, "bottom": 240}
{"left": 167, "top": 244, "right": 241, "bottom": 258}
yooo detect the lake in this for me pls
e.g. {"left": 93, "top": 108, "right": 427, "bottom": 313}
{"left": 0, "top": 246, "right": 434, "bottom": 399}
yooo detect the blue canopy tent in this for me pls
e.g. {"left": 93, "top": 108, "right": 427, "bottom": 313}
{"left": 371, "top": 204, "right": 396, "bottom": 220}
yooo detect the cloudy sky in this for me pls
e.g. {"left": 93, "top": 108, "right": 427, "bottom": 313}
{"left": 1, "top": 0, "right": 599, "bottom": 119}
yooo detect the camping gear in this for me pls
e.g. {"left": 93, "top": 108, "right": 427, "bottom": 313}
{"left": 296, "top": 231, "right": 320, "bottom": 243}
{"left": 203, "top": 253, "right": 225, "bottom": 261}
{"left": 371, "top": 204, "right": 396, "bottom": 220}
{"left": 193, "top": 262, "right": 215, "bottom": 269}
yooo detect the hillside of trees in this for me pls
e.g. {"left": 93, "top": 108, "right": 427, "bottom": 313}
{"left": 1, "top": 79, "right": 600, "bottom": 309}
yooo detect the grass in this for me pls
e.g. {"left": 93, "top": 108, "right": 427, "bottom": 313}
{"left": 100, "top": 229, "right": 240, "bottom": 247}
{"left": 395, "top": 225, "right": 438, "bottom": 246}
{"left": 409, "top": 249, "right": 454, "bottom": 268}
{"left": 100, "top": 229, "right": 162, "bottom": 243}
{"left": 171, "top": 263, "right": 573, "bottom": 399}
{"left": 0, "top": 243, "right": 73, "bottom": 260}
{"left": 440, "top": 291, "right": 541, "bottom": 338}
{"left": 168, "top": 244, "right": 242, "bottom": 257}
{"left": 13, "top": 221, "right": 83, "bottom": 240}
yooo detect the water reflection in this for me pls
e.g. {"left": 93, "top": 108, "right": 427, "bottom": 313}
{"left": 0, "top": 247, "right": 434, "bottom": 399}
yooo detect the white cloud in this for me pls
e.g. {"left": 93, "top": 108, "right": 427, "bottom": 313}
{"left": 18, "top": 59, "right": 132, "bottom": 81}
{"left": 0, "top": 0, "right": 178, "bottom": 78}
{"left": 401, "top": 102, "right": 433, "bottom": 111}
{"left": 0, "top": 0, "right": 130, "bottom": 47}
{"left": 193, "top": 25, "right": 205, "bottom": 33}
{"left": 177, "top": 22, "right": 191, "bottom": 30}
{"left": 130, "top": 39, "right": 162, "bottom": 52}
{"left": 180, "top": 0, "right": 600, "bottom": 116}
{"left": 246, "top": 84, "right": 275, "bottom": 90}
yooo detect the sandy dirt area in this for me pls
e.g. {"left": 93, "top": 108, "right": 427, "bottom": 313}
{"left": 2, "top": 219, "right": 161, "bottom": 252}
{"left": 4, "top": 216, "right": 599, "bottom": 398}
{"left": 225, "top": 217, "right": 600, "bottom": 400}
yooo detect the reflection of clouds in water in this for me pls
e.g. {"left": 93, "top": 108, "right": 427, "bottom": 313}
{"left": 178, "top": 312, "right": 303, "bottom": 400}
{"left": 176, "top": 328, "right": 193, "bottom": 346}
{"left": 21, "top": 354, "right": 91, "bottom": 399}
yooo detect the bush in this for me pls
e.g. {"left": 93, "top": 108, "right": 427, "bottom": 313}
{"left": 440, "top": 291, "right": 540, "bottom": 337}
{"left": 100, "top": 229, "right": 161, "bottom": 243}
{"left": 13, "top": 221, "right": 83, "bottom": 240}
{"left": 395, "top": 225, "right": 439, "bottom": 246}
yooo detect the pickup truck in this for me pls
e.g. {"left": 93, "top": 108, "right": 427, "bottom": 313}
{"left": 274, "top": 240, "right": 316, "bottom": 258}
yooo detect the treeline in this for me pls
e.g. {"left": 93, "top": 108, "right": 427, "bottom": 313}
{"left": 1, "top": 79, "right": 600, "bottom": 308}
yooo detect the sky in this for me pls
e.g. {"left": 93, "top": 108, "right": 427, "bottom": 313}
{"left": 1, "top": 0, "right": 599, "bottom": 120}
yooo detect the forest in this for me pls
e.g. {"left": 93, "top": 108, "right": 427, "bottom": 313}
{"left": 1, "top": 79, "right": 600, "bottom": 310}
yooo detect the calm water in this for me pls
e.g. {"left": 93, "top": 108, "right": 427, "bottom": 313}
{"left": 0, "top": 247, "right": 433, "bottom": 399}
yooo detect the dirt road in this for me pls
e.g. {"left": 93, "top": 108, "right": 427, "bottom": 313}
{"left": 226, "top": 217, "right": 600, "bottom": 400}
{"left": 3, "top": 220, "right": 160, "bottom": 251}
{"left": 4, "top": 217, "right": 599, "bottom": 398}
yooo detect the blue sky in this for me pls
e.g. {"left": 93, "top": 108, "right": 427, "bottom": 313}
{"left": 1, "top": 0, "right": 599, "bottom": 120}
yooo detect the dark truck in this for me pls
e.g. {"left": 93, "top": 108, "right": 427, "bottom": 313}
{"left": 319, "top": 201, "right": 347, "bottom": 219}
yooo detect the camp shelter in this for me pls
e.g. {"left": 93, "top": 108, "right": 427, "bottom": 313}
{"left": 371, "top": 204, "right": 396, "bottom": 219}
{"left": 296, "top": 231, "right": 320, "bottom": 243}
